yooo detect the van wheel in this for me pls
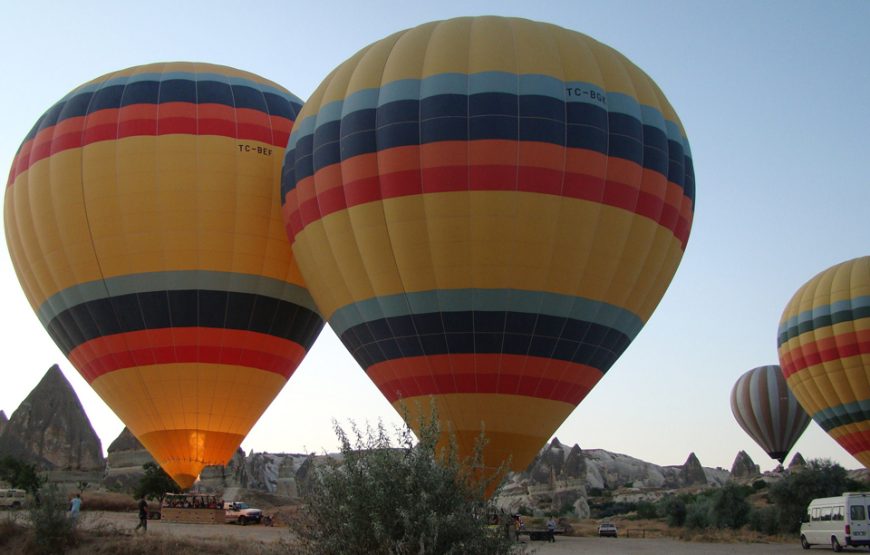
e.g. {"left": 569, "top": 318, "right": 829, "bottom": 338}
{"left": 800, "top": 535, "right": 810, "bottom": 549}
{"left": 832, "top": 536, "right": 843, "bottom": 552}
{"left": 238, "top": 516, "right": 247, "bottom": 526}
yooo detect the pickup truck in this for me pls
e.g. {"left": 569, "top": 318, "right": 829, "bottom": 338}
{"left": 223, "top": 501, "right": 262, "bottom": 525}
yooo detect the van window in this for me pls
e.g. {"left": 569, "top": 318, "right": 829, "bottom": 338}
{"left": 812, "top": 508, "right": 820, "bottom": 521}
{"left": 821, "top": 507, "right": 832, "bottom": 521}
{"left": 852, "top": 505, "right": 867, "bottom": 520}
{"left": 834, "top": 506, "right": 845, "bottom": 521}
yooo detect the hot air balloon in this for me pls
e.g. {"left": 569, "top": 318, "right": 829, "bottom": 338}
{"left": 5, "top": 62, "right": 324, "bottom": 488}
{"left": 281, "top": 16, "right": 695, "bottom": 474}
{"left": 778, "top": 256, "right": 870, "bottom": 468}
{"left": 730, "top": 365, "right": 810, "bottom": 463}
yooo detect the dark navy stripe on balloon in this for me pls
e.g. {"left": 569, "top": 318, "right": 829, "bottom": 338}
{"left": 777, "top": 303, "right": 870, "bottom": 346}
{"left": 23, "top": 82, "right": 302, "bottom": 143}
{"left": 283, "top": 93, "right": 695, "bottom": 204}
{"left": 338, "top": 310, "right": 630, "bottom": 372}
{"left": 814, "top": 400, "right": 870, "bottom": 432}
{"left": 45, "top": 290, "right": 324, "bottom": 356}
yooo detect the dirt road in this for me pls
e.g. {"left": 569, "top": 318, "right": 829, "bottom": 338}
{"left": 81, "top": 511, "right": 290, "bottom": 542}
{"left": 521, "top": 536, "right": 805, "bottom": 554}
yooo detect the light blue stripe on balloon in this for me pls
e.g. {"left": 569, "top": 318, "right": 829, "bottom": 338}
{"left": 329, "top": 289, "right": 643, "bottom": 338}
{"left": 36, "top": 270, "right": 320, "bottom": 327}
{"left": 815, "top": 399, "right": 870, "bottom": 432}
{"left": 606, "top": 92, "right": 641, "bottom": 119}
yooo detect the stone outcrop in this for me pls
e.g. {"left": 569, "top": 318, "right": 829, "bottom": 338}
{"left": 103, "top": 427, "right": 154, "bottom": 490}
{"left": 0, "top": 410, "right": 7, "bottom": 436}
{"left": 0, "top": 365, "right": 103, "bottom": 471}
{"left": 789, "top": 452, "right": 806, "bottom": 469}
{"left": 199, "top": 448, "right": 248, "bottom": 490}
{"left": 730, "top": 450, "right": 760, "bottom": 479}
{"left": 679, "top": 452, "right": 707, "bottom": 486}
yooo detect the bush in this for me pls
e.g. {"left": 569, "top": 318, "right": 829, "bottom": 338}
{"left": 635, "top": 500, "right": 658, "bottom": 519}
{"left": 292, "top": 407, "right": 515, "bottom": 555}
{"left": 132, "top": 462, "right": 181, "bottom": 505}
{"left": 749, "top": 505, "right": 781, "bottom": 535}
{"left": 684, "top": 496, "right": 713, "bottom": 530}
{"left": 710, "top": 483, "right": 750, "bottom": 529}
{"left": 752, "top": 479, "right": 767, "bottom": 491}
{"left": 27, "top": 484, "right": 78, "bottom": 554}
{"left": 660, "top": 496, "right": 688, "bottom": 527}
{"left": 0, "top": 457, "right": 44, "bottom": 495}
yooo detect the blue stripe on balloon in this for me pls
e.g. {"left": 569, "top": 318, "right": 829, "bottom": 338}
{"left": 814, "top": 399, "right": 870, "bottom": 432}
{"left": 328, "top": 289, "right": 643, "bottom": 338}
{"left": 777, "top": 296, "right": 870, "bottom": 346}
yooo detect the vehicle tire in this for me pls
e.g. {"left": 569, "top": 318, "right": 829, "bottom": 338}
{"left": 238, "top": 516, "right": 247, "bottom": 526}
{"left": 832, "top": 536, "right": 843, "bottom": 552}
{"left": 800, "top": 535, "right": 810, "bottom": 549}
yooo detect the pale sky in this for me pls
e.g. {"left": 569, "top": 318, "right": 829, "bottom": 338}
{"left": 1, "top": 0, "right": 868, "bottom": 473}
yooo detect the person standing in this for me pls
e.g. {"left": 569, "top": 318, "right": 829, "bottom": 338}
{"left": 135, "top": 496, "right": 149, "bottom": 533}
{"left": 68, "top": 493, "right": 82, "bottom": 525}
{"left": 546, "top": 516, "right": 557, "bottom": 542}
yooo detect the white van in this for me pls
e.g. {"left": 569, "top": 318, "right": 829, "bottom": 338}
{"left": 800, "top": 492, "right": 870, "bottom": 551}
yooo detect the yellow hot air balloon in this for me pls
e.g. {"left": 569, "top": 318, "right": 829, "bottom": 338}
{"left": 778, "top": 256, "right": 870, "bottom": 468}
{"left": 5, "top": 62, "right": 324, "bottom": 488}
{"left": 281, "top": 17, "right": 695, "bottom": 475}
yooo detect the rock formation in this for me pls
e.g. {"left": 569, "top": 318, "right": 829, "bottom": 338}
{"left": 679, "top": 452, "right": 707, "bottom": 486}
{"left": 0, "top": 365, "right": 103, "bottom": 471}
{"left": 788, "top": 452, "right": 806, "bottom": 469}
{"left": 0, "top": 410, "right": 7, "bottom": 436}
{"left": 103, "top": 427, "right": 155, "bottom": 490}
{"left": 730, "top": 450, "right": 760, "bottom": 479}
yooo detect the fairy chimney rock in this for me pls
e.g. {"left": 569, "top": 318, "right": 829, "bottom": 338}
{"left": 0, "top": 365, "right": 104, "bottom": 470}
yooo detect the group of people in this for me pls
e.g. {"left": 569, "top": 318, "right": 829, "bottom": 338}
{"left": 161, "top": 495, "right": 222, "bottom": 509}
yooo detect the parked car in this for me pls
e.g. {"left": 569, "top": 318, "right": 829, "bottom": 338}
{"left": 0, "top": 489, "right": 27, "bottom": 509}
{"left": 224, "top": 501, "right": 262, "bottom": 525}
{"left": 598, "top": 522, "right": 618, "bottom": 537}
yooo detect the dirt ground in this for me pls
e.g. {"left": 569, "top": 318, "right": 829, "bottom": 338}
{"left": 81, "top": 510, "right": 291, "bottom": 542}
{"left": 518, "top": 536, "right": 806, "bottom": 554}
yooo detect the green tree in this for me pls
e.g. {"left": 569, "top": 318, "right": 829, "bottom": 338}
{"left": 132, "top": 462, "right": 181, "bottom": 505}
{"left": 768, "top": 458, "right": 865, "bottom": 533}
{"left": 0, "top": 456, "right": 45, "bottom": 496}
{"left": 293, "top": 409, "right": 515, "bottom": 555}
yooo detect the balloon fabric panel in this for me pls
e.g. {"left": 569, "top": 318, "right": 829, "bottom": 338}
{"left": 778, "top": 256, "right": 870, "bottom": 468}
{"left": 5, "top": 62, "right": 324, "bottom": 488}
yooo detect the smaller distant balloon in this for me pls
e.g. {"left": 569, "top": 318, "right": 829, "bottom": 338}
{"left": 730, "top": 365, "right": 810, "bottom": 463}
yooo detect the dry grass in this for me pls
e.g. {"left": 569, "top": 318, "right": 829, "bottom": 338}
{"left": 78, "top": 491, "right": 139, "bottom": 512}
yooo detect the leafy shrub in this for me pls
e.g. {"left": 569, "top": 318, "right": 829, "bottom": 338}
{"left": 684, "top": 496, "right": 713, "bottom": 530}
{"left": 132, "top": 462, "right": 180, "bottom": 504}
{"left": 660, "top": 496, "right": 688, "bottom": 527}
{"left": 635, "top": 500, "right": 658, "bottom": 519}
{"left": 292, "top": 407, "right": 514, "bottom": 555}
{"left": 752, "top": 479, "right": 767, "bottom": 491}
{"left": 749, "top": 505, "right": 781, "bottom": 535}
{"left": 710, "top": 482, "right": 750, "bottom": 529}
{"left": 27, "top": 484, "right": 78, "bottom": 554}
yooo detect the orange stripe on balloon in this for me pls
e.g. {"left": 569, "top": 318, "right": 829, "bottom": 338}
{"left": 68, "top": 327, "right": 306, "bottom": 382}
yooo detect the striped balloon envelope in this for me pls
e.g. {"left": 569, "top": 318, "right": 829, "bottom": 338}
{"left": 778, "top": 256, "right": 870, "bottom": 468}
{"left": 5, "top": 62, "right": 324, "bottom": 488}
{"left": 281, "top": 17, "right": 695, "bottom": 474}
{"left": 730, "top": 365, "right": 810, "bottom": 463}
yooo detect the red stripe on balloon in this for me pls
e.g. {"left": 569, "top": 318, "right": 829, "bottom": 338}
{"left": 285, "top": 164, "right": 691, "bottom": 248}
{"left": 835, "top": 429, "right": 870, "bottom": 458}
{"left": 780, "top": 329, "right": 870, "bottom": 378}
{"left": 7, "top": 105, "right": 293, "bottom": 186}
{"left": 365, "top": 353, "right": 603, "bottom": 405}
{"left": 68, "top": 327, "right": 307, "bottom": 383}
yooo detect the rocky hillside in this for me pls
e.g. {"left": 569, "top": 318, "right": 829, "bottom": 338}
{"left": 103, "top": 427, "right": 155, "bottom": 490}
{"left": 0, "top": 410, "right": 7, "bottom": 436}
{"left": 0, "top": 365, "right": 103, "bottom": 471}
{"left": 494, "top": 438, "right": 733, "bottom": 517}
